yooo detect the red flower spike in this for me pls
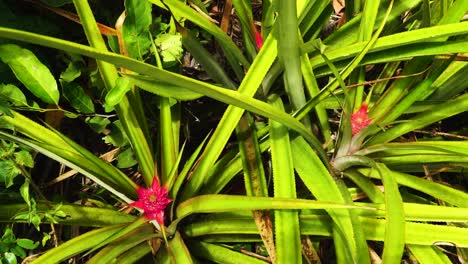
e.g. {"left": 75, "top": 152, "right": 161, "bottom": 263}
{"left": 129, "top": 178, "right": 172, "bottom": 224}
{"left": 254, "top": 29, "right": 263, "bottom": 50}
{"left": 351, "top": 104, "right": 372, "bottom": 135}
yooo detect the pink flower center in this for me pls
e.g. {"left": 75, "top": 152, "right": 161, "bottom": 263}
{"left": 129, "top": 179, "right": 172, "bottom": 224}
{"left": 351, "top": 104, "right": 372, "bottom": 135}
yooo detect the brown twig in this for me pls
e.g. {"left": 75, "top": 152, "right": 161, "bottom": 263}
{"left": 220, "top": 0, "right": 233, "bottom": 33}
{"left": 345, "top": 68, "right": 429, "bottom": 90}
{"left": 413, "top": 130, "right": 468, "bottom": 140}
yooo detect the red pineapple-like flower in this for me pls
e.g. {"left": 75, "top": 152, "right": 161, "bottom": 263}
{"left": 129, "top": 178, "right": 172, "bottom": 224}
{"left": 351, "top": 104, "right": 372, "bottom": 135}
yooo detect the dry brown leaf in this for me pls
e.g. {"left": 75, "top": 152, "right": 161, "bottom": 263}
{"left": 332, "top": 0, "right": 345, "bottom": 14}
{"left": 252, "top": 210, "right": 276, "bottom": 263}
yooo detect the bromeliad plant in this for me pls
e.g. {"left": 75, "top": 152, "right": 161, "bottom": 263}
{"left": 0, "top": 0, "right": 467, "bottom": 263}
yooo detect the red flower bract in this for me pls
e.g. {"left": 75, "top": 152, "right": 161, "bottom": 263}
{"left": 351, "top": 104, "right": 372, "bottom": 135}
{"left": 254, "top": 30, "right": 263, "bottom": 50}
{"left": 129, "top": 178, "right": 172, "bottom": 224}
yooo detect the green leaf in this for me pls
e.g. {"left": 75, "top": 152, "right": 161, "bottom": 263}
{"left": 367, "top": 93, "right": 468, "bottom": 145}
{"left": 85, "top": 217, "right": 149, "bottom": 258}
{"left": 14, "top": 150, "right": 34, "bottom": 168}
{"left": 62, "top": 82, "right": 95, "bottom": 114}
{"left": 300, "top": 52, "right": 331, "bottom": 147}
{"left": 60, "top": 60, "right": 82, "bottom": 83}
{"left": 149, "top": 0, "right": 249, "bottom": 76}
{"left": 0, "top": 44, "right": 59, "bottom": 104}
{"left": 169, "top": 135, "right": 209, "bottom": 198}
{"left": 104, "top": 77, "right": 132, "bottom": 107}
{"left": 430, "top": 62, "right": 468, "bottom": 100}
{"left": 158, "top": 96, "right": 177, "bottom": 182}
{"left": 308, "top": 21, "right": 468, "bottom": 67}
{"left": 19, "top": 180, "right": 30, "bottom": 207}
{"left": 277, "top": 0, "right": 309, "bottom": 116}
{"left": 88, "top": 68, "right": 106, "bottom": 99}
{"left": 103, "top": 121, "right": 127, "bottom": 147}
{"left": 116, "top": 147, "right": 137, "bottom": 168}
{"left": 376, "top": 163, "right": 405, "bottom": 264}
{"left": 0, "top": 202, "right": 135, "bottom": 227}
{"left": 167, "top": 231, "right": 194, "bottom": 264}
{"left": 356, "top": 202, "right": 468, "bottom": 222}
{"left": 185, "top": 213, "right": 468, "bottom": 247}
{"left": 154, "top": 33, "right": 183, "bottom": 64}
{"left": 189, "top": 241, "right": 268, "bottom": 264}
{"left": 0, "top": 140, "right": 16, "bottom": 156}
{"left": 3, "top": 252, "right": 17, "bottom": 264}
{"left": 2, "top": 227, "right": 15, "bottom": 241}
{"left": 0, "top": 84, "right": 28, "bottom": 107}
{"left": 107, "top": 35, "right": 120, "bottom": 54}
{"left": 171, "top": 194, "right": 373, "bottom": 231}
{"left": 31, "top": 214, "right": 41, "bottom": 231}
{"left": 269, "top": 97, "right": 300, "bottom": 264}
{"left": 16, "top": 239, "right": 39, "bottom": 250}
{"left": 323, "top": 0, "right": 421, "bottom": 46}
{"left": 13, "top": 212, "right": 29, "bottom": 222}
{"left": 41, "top": 232, "right": 51, "bottom": 247}
{"left": 122, "top": 74, "right": 202, "bottom": 101}
{"left": 10, "top": 245, "right": 25, "bottom": 258}
{"left": 0, "top": 160, "right": 21, "bottom": 188}
{"left": 87, "top": 233, "right": 155, "bottom": 264}
{"left": 113, "top": 242, "right": 152, "bottom": 264}
{"left": 43, "top": 213, "right": 58, "bottom": 224}
{"left": 179, "top": 27, "right": 236, "bottom": 88}
{"left": 0, "top": 97, "right": 13, "bottom": 117}
{"left": 408, "top": 245, "right": 452, "bottom": 264}
{"left": 123, "top": 0, "right": 152, "bottom": 59}
{"left": 0, "top": 127, "right": 137, "bottom": 202}
{"left": 291, "top": 136, "right": 370, "bottom": 263}
{"left": 85, "top": 116, "right": 110, "bottom": 134}
{"left": 30, "top": 225, "right": 127, "bottom": 264}
{"left": 356, "top": 141, "right": 468, "bottom": 157}
{"left": 237, "top": 114, "right": 268, "bottom": 197}
{"left": 0, "top": 242, "right": 9, "bottom": 252}
{"left": 52, "top": 210, "right": 67, "bottom": 219}
{"left": 357, "top": 168, "right": 468, "bottom": 208}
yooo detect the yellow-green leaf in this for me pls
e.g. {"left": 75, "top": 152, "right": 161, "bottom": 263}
{"left": 0, "top": 44, "right": 59, "bottom": 104}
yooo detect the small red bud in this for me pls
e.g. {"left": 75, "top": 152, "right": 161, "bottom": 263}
{"left": 254, "top": 30, "right": 263, "bottom": 50}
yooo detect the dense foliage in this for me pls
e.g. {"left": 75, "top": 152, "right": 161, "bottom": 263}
{"left": 0, "top": 0, "right": 467, "bottom": 263}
